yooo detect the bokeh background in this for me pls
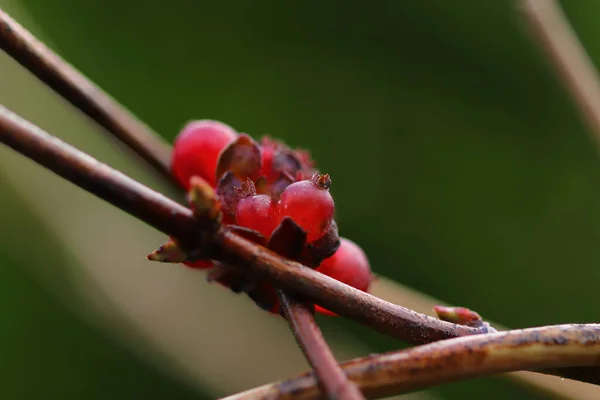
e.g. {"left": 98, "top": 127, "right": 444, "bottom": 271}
{"left": 0, "top": 0, "right": 599, "bottom": 399}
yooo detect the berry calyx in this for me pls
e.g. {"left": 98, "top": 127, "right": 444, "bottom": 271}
{"left": 277, "top": 173, "right": 334, "bottom": 242}
{"left": 171, "top": 120, "right": 237, "bottom": 188}
{"left": 236, "top": 194, "right": 279, "bottom": 239}
{"left": 315, "top": 238, "right": 372, "bottom": 316}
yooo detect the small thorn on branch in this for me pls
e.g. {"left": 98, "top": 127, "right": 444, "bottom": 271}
{"left": 147, "top": 240, "right": 189, "bottom": 263}
{"left": 433, "top": 305, "right": 497, "bottom": 333}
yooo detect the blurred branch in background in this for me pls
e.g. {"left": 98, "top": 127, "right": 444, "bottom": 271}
{"left": 521, "top": 0, "right": 600, "bottom": 153}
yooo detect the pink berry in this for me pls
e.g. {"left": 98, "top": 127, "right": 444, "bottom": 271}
{"left": 171, "top": 120, "right": 237, "bottom": 189}
{"left": 315, "top": 238, "right": 372, "bottom": 316}
{"left": 236, "top": 194, "right": 279, "bottom": 239}
{"left": 277, "top": 174, "right": 334, "bottom": 242}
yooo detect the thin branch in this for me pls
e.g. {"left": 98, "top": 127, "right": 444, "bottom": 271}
{"left": 0, "top": 8, "right": 172, "bottom": 180}
{"left": 0, "top": 105, "right": 196, "bottom": 241}
{"left": 221, "top": 323, "right": 600, "bottom": 400}
{"left": 278, "top": 292, "right": 365, "bottom": 400}
{"left": 2, "top": 104, "right": 600, "bottom": 388}
{"left": 520, "top": 0, "right": 600, "bottom": 151}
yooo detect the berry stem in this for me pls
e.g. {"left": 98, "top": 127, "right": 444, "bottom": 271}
{"left": 0, "top": 8, "right": 173, "bottom": 182}
{"left": 277, "top": 291, "right": 365, "bottom": 400}
{"left": 221, "top": 323, "right": 600, "bottom": 400}
{"left": 1, "top": 105, "right": 599, "bottom": 388}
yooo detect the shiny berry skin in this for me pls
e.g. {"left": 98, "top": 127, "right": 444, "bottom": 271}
{"left": 315, "top": 238, "right": 372, "bottom": 316}
{"left": 277, "top": 175, "right": 334, "bottom": 242}
{"left": 236, "top": 194, "right": 279, "bottom": 239}
{"left": 171, "top": 120, "right": 237, "bottom": 189}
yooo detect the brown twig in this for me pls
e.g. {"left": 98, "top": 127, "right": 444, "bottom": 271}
{"left": 520, "top": 0, "right": 600, "bottom": 151}
{"left": 0, "top": 8, "right": 172, "bottom": 180}
{"left": 221, "top": 324, "right": 600, "bottom": 400}
{"left": 278, "top": 292, "right": 365, "bottom": 400}
{"left": 0, "top": 105, "right": 196, "bottom": 241}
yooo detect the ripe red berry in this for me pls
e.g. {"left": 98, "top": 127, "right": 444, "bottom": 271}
{"left": 171, "top": 120, "right": 237, "bottom": 189}
{"left": 315, "top": 238, "right": 372, "bottom": 316}
{"left": 277, "top": 174, "right": 334, "bottom": 242}
{"left": 236, "top": 194, "right": 279, "bottom": 239}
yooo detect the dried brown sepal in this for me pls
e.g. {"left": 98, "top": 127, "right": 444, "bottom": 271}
{"left": 215, "top": 134, "right": 261, "bottom": 182}
{"left": 227, "top": 225, "right": 268, "bottom": 247}
{"left": 233, "top": 178, "right": 257, "bottom": 199}
{"left": 311, "top": 172, "right": 331, "bottom": 190}
{"left": 207, "top": 226, "right": 268, "bottom": 296}
{"left": 299, "top": 219, "right": 341, "bottom": 268}
{"left": 216, "top": 171, "right": 243, "bottom": 222}
{"left": 293, "top": 148, "right": 317, "bottom": 180}
{"left": 206, "top": 262, "right": 255, "bottom": 294}
{"left": 188, "top": 176, "right": 222, "bottom": 225}
{"left": 270, "top": 172, "right": 295, "bottom": 199}
{"left": 248, "top": 281, "right": 279, "bottom": 313}
{"left": 433, "top": 306, "right": 483, "bottom": 328}
{"left": 146, "top": 240, "right": 189, "bottom": 263}
{"left": 255, "top": 172, "right": 295, "bottom": 200}
{"left": 254, "top": 176, "right": 269, "bottom": 194}
{"left": 268, "top": 216, "right": 307, "bottom": 259}
{"left": 272, "top": 148, "right": 302, "bottom": 177}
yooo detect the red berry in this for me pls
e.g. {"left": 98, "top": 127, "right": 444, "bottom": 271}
{"left": 236, "top": 194, "right": 279, "bottom": 239}
{"left": 277, "top": 174, "right": 334, "bottom": 242}
{"left": 171, "top": 120, "right": 237, "bottom": 189}
{"left": 315, "top": 238, "right": 372, "bottom": 316}
{"left": 184, "top": 260, "right": 213, "bottom": 269}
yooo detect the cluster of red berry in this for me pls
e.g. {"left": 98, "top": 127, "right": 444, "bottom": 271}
{"left": 170, "top": 120, "right": 373, "bottom": 315}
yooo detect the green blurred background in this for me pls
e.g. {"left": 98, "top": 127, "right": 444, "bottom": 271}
{"left": 0, "top": 0, "right": 599, "bottom": 399}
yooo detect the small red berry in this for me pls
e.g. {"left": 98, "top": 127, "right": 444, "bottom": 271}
{"left": 277, "top": 174, "right": 334, "bottom": 242}
{"left": 315, "top": 238, "right": 372, "bottom": 316}
{"left": 171, "top": 120, "right": 237, "bottom": 189}
{"left": 236, "top": 194, "right": 279, "bottom": 239}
